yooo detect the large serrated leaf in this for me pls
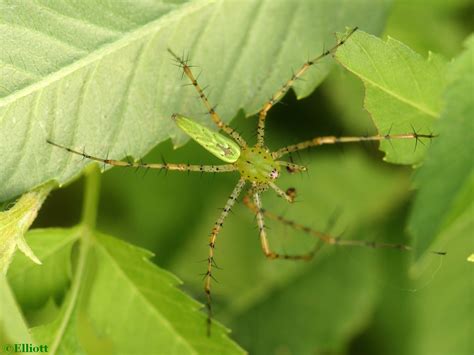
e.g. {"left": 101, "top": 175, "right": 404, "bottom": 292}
{"left": 335, "top": 30, "right": 446, "bottom": 165}
{"left": 0, "top": 0, "right": 391, "bottom": 201}
{"left": 31, "top": 228, "right": 244, "bottom": 354}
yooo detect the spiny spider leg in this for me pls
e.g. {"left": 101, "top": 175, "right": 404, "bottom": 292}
{"left": 204, "top": 178, "right": 246, "bottom": 336}
{"left": 245, "top": 187, "right": 316, "bottom": 260}
{"left": 46, "top": 140, "right": 237, "bottom": 173}
{"left": 269, "top": 182, "right": 294, "bottom": 204}
{"left": 243, "top": 193, "right": 420, "bottom": 254}
{"left": 256, "top": 27, "right": 358, "bottom": 147}
{"left": 167, "top": 49, "right": 247, "bottom": 148}
{"left": 273, "top": 132, "right": 436, "bottom": 159}
{"left": 277, "top": 161, "right": 307, "bottom": 174}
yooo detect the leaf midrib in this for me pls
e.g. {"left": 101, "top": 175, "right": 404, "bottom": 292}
{"left": 0, "top": 0, "right": 215, "bottom": 109}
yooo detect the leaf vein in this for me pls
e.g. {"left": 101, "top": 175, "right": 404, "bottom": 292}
{"left": 107, "top": 39, "right": 149, "bottom": 155}
{"left": 35, "top": 1, "right": 125, "bottom": 34}
{"left": 248, "top": 0, "right": 300, "bottom": 109}
{"left": 0, "top": 1, "right": 215, "bottom": 109}
{"left": 3, "top": 22, "right": 87, "bottom": 55}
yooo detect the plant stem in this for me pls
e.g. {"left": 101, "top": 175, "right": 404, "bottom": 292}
{"left": 81, "top": 164, "right": 101, "bottom": 230}
{"left": 50, "top": 166, "right": 101, "bottom": 354}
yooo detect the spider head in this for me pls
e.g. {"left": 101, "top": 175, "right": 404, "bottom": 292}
{"left": 235, "top": 146, "right": 280, "bottom": 183}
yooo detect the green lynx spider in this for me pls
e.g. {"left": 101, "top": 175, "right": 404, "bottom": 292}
{"left": 47, "top": 27, "right": 436, "bottom": 334}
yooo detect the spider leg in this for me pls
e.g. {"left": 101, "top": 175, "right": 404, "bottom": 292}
{"left": 47, "top": 140, "right": 237, "bottom": 173}
{"left": 246, "top": 188, "right": 446, "bottom": 256}
{"left": 204, "top": 178, "right": 246, "bottom": 336}
{"left": 256, "top": 27, "right": 358, "bottom": 147}
{"left": 245, "top": 195, "right": 415, "bottom": 252}
{"left": 167, "top": 49, "right": 247, "bottom": 148}
{"left": 246, "top": 187, "right": 316, "bottom": 260}
{"left": 273, "top": 131, "right": 436, "bottom": 159}
{"left": 277, "top": 161, "right": 307, "bottom": 174}
{"left": 269, "top": 182, "right": 294, "bottom": 203}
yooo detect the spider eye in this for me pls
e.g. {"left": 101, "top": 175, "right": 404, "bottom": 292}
{"left": 269, "top": 169, "right": 279, "bottom": 180}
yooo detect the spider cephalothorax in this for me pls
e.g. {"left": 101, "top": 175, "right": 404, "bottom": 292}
{"left": 235, "top": 146, "right": 280, "bottom": 183}
{"left": 47, "top": 27, "right": 437, "bottom": 335}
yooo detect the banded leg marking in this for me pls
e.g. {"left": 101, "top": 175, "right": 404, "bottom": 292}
{"left": 47, "top": 140, "right": 237, "bottom": 173}
{"left": 204, "top": 178, "right": 246, "bottom": 335}
{"left": 248, "top": 189, "right": 316, "bottom": 261}
{"left": 168, "top": 49, "right": 247, "bottom": 148}
{"left": 269, "top": 182, "right": 294, "bottom": 204}
{"left": 278, "top": 161, "right": 307, "bottom": 173}
{"left": 274, "top": 132, "right": 436, "bottom": 159}
{"left": 256, "top": 27, "right": 358, "bottom": 147}
{"left": 245, "top": 196, "right": 413, "bottom": 252}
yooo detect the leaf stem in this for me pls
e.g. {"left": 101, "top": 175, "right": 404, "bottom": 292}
{"left": 49, "top": 166, "right": 101, "bottom": 354}
{"left": 49, "top": 227, "right": 88, "bottom": 355}
{"left": 81, "top": 164, "right": 101, "bottom": 230}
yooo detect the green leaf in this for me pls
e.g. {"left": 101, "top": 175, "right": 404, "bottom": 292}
{"left": 0, "top": 183, "right": 54, "bottom": 273}
{"left": 408, "top": 35, "right": 474, "bottom": 259}
{"left": 31, "top": 228, "right": 244, "bottom": 354}
{"left": 322, "top": 67, "right": 375, "bottom": 136}
{"left": 0, "top": 0, "right": 391, "bottom": 201}
{"left": 335, "top": 30, "right": 446, "bottom": 164}
{"left": 7, "top": 228, "right": 79, "bottom": 310}
{"left": 0, "top": 274, "right": 32, "bottom": 343}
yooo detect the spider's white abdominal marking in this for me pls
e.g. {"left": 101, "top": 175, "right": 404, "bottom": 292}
{"left": 47, "top": 27, "right": 440, "bottom": 336}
